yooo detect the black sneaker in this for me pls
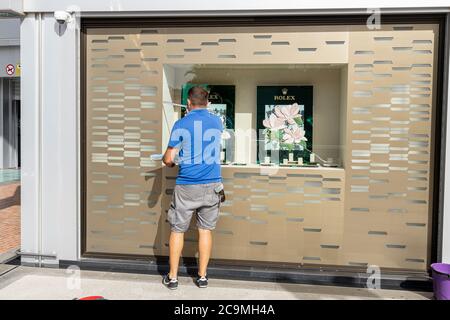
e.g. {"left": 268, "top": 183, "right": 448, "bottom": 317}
{"left": 163, "top": 274, "right": 178, "bottom": 290}
{"left": 196, "top": 274, "right": 208, "bottom": 288}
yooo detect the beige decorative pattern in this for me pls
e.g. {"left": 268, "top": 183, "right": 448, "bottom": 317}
{"left": 163, "top": 166, "right": 345, "bottom": 264}
{"left": 343, "top": 26, "right": 438, "bottom": 270}
{"left": 85, "top": 24, "right": 438, "bottom": 270}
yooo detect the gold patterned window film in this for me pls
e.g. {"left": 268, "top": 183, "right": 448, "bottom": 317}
{"left": 84, "top": 23, "right": 438, "bottom": 271}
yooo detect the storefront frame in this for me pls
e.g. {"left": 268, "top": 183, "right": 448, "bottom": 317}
{"left": 75, "top": 13, "right": 448, "bottom": 287}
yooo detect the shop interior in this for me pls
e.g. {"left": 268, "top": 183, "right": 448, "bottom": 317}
{"left": 162, "top": 63, "right": 347, "bottom": 168}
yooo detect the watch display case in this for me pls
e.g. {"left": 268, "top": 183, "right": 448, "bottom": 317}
{"left": 257, "top": 85, "right": 313, "bottom": 165}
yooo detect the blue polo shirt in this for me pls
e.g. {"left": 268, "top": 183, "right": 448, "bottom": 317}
{"left": 168, "top": 108, "right": 223, "bottom": 185}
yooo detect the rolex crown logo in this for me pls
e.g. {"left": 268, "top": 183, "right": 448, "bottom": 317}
{"left": 282, "top": 88, "right": 288, "bottom": 95}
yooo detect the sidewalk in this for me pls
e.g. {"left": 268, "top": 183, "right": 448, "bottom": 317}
{"left": 0, "top": 180, "right": 20, "bottom": 255}
{"left": 0, "top": 265, "right": 433, "bottom": 300}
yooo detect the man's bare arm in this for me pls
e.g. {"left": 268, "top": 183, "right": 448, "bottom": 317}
{"left": 163, "top": 147, "right": 178, "bottom": 167}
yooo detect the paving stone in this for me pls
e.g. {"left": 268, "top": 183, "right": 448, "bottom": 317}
{"left": 0, "top": 182, "right": 21, "bottom": 254}
{"left": 0, "top": 266, "right": 433, "bottom": 300}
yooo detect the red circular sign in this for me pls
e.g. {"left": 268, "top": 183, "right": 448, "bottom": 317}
{"left": 5, "top": 64, "right": 15, "bottom": 76}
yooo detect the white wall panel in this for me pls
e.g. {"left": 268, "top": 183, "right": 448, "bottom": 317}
{"left": 20, "top": 13, "right": 40, "bottom": 264}
{"left": 442, "top": 15, "right": 450, "bottom": 264}
{"left": 21, "top": 0, "right": 450, "bottom": 14}
{"left": 40, "top": 13, "right": 78, "bottom": 262}
{"left": 20, "top": 12, "right": 79, "bottom": 264}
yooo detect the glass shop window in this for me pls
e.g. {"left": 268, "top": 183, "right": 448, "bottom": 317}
{"left": 162, "top": 64, "right": 346, "bottom": 168}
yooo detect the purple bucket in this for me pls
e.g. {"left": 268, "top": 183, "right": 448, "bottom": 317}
{"left": 431, "top": 263, "right": 450, "bottom": 300}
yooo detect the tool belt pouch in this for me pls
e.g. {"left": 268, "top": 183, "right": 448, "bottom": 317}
{"left": 214, "top": 188, "right": 226, "bottom": 203}
{"left": 218, "top": 189, "right": 226, "bottom": 203}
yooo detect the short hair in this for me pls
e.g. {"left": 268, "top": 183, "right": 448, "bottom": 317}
{"left": 187, "top": 86, "right": 209, "bottom": 107}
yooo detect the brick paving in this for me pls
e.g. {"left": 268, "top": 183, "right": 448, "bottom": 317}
{"left": 0, "top": 182, "right": 20, "bottom": 254}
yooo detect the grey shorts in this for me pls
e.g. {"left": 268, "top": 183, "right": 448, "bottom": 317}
{"left": 167, "top": 182, "right": 222, "bottom": 233}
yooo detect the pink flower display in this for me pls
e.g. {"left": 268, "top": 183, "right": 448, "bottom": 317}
{"left": 282, "top": 127, "right": 307, "bottom": 144}
{"left": 263, "top": 103, "right": 307, "bottom": 150}
{"left": 274, "top": 103, "right": 301, "bottom": 125}
{"left": 263, "top": 113, "right": 285, "bottom": 130}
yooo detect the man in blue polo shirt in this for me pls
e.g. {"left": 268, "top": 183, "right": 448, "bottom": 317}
{"left": 162, "top": 86, "right": 223, "bottom": 290}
